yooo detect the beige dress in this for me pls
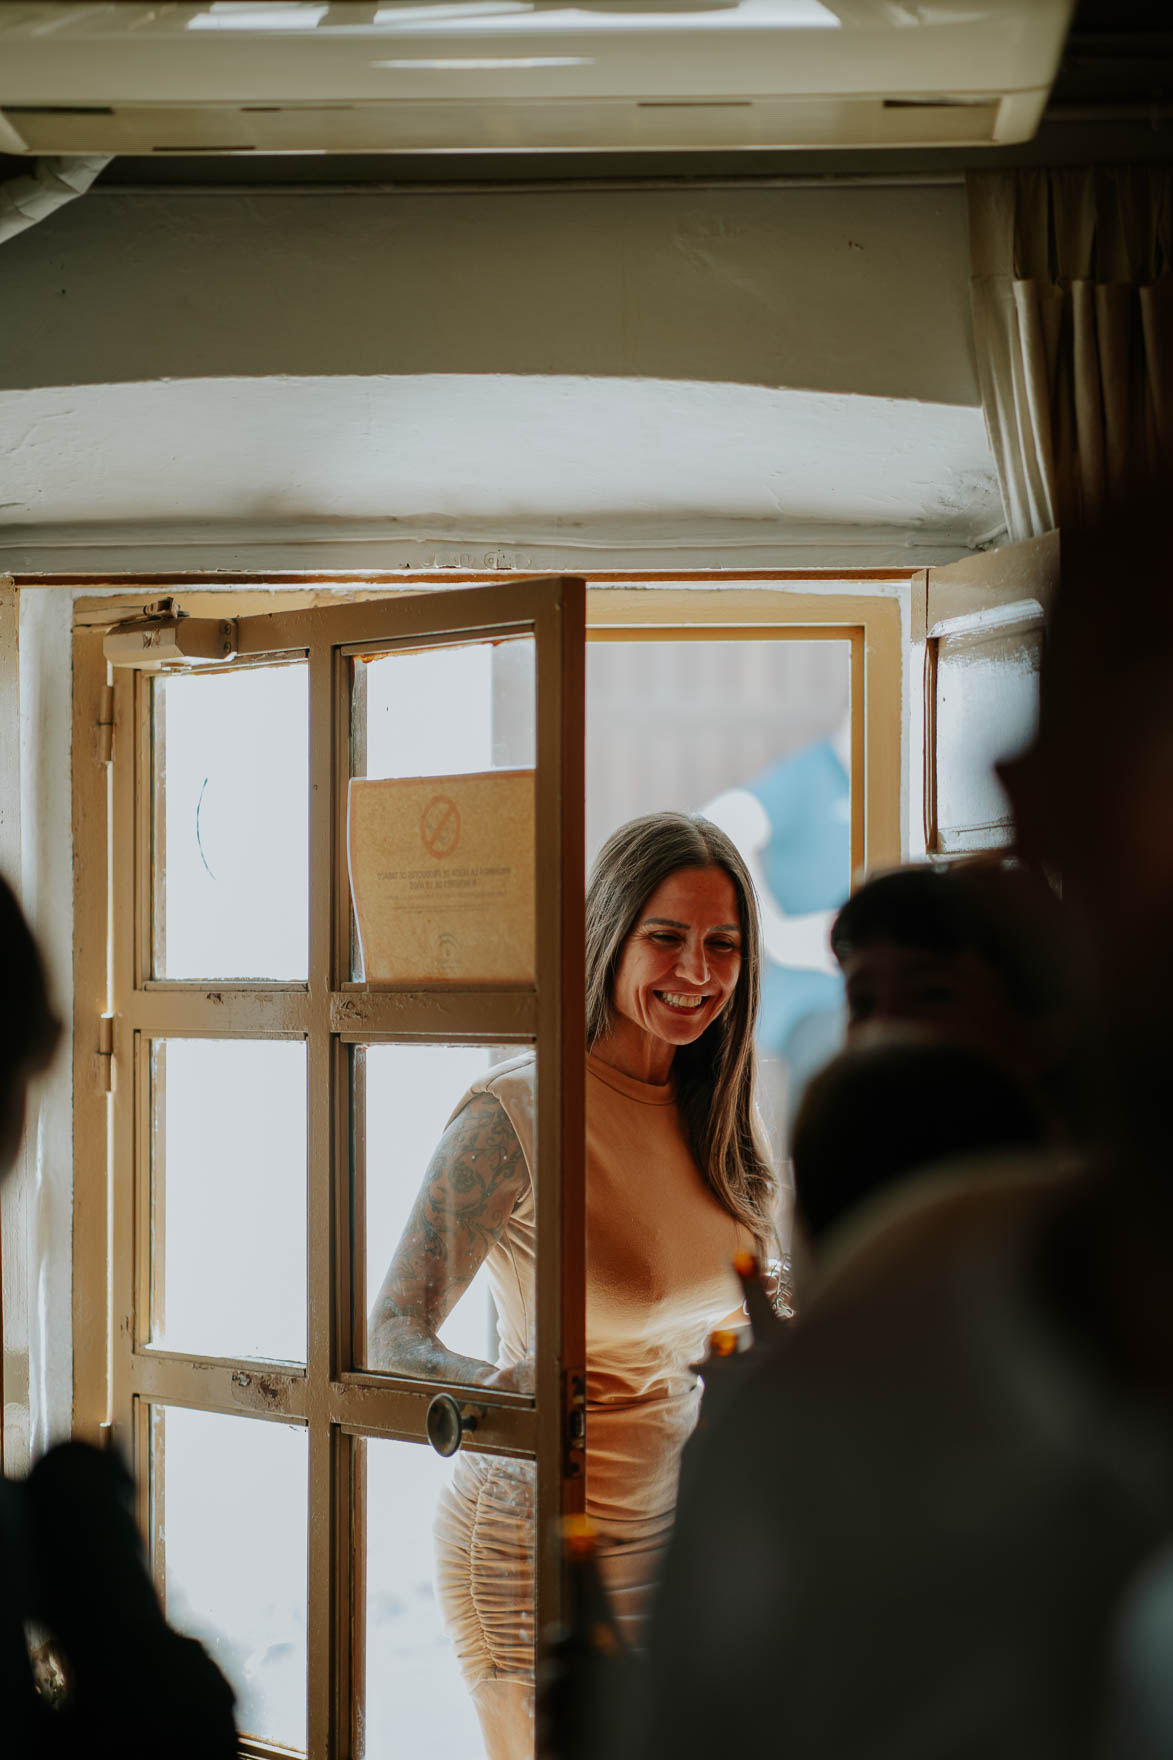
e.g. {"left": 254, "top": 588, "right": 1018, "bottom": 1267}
{"left": 433, "top": 1051, "right": 751, "bottom": 1754}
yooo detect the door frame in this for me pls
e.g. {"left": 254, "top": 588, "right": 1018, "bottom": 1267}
{"left": 74, "top": 575, "right": 586, "bottom": 1760}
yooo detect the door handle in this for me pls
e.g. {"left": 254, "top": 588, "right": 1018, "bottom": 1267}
{"left": 425, "top": 1392, "right": 482, "bottom": 1458}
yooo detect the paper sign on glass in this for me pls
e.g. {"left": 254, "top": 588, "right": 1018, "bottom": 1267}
{"left": 348, "top": 771, "right": 535, "bottom": 984}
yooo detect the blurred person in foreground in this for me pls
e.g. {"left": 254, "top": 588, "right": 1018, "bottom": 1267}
{"left": 679, "top": 1036, "right": 1045, "bottom": 1474}
{"left": 830, "top": 860, "right": 1079, "bottom": 1135}
{"left": 639, "top": 491, "right": 1173, "bottom": 1760}
{"left": 0, "top": 876, "right": 236, "bottom": 1760}
{"left": 791, "top": 1031, "right": 1046, "bottom": 1256}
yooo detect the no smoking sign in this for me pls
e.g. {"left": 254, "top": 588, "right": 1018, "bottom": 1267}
{"left": 420, "top": 795, "right": 461, "bottom": 858}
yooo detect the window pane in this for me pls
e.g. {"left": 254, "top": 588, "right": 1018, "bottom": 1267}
{"left": 359, "top": 1436, "right": 534, "bottom": 1760}
{"left": 154, "top": 1405, "right": 308, "bottom": 1753}
{"left": 934, "top": 622, "right": 1040, "bottom": 852}
{"left": 150, "top": 1037, "right": 306, "bottom": 1363}
{"left": 357, "top": 636, "right": 535, "bottom": 781}
{"left": 152, "top": 663, "right": 308, "bottom": 980}
{"left": 348, "top": 638, "right": 535, "bottom": 983}
{"left": 359, "top": 1044, "right": 535, "bottom": 1389}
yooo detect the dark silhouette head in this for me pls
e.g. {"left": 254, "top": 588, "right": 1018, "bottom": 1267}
{"left": 829, "top": 862, "right": 1072, "bottom": 1089}
{"left": 791, "top": 1032, "right": 1045, "bottom": 1246}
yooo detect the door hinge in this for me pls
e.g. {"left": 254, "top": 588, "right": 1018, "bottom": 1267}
{"left": 562, "top": 1370, "right": 586, "bottom": 1479}
{"left": 98, "top": 1014, "right": 115, "bottom": 1093}
{"left": 97, "top": 684, "right": 115, "bottom": 764}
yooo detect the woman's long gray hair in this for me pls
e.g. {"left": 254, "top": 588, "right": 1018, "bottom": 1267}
{"left": 586, "top": 812, "right": 776, "bottom": 1254}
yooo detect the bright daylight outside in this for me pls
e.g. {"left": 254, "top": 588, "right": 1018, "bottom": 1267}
{"left": 148, "top": 628, "right": 850, "bottom": 1755}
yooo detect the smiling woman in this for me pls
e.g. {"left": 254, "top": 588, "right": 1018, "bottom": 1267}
{"left": 368, "top": 808, "right": 776, "bottom": 1758}
{"left": 598, "top": 866, "right": 743, "bottom": 1084}
{"left": 583, "top": 812, "right": 775, "bottom": 1252}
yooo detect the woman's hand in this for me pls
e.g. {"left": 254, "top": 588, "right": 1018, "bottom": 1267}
{"left": 479, "top": 1357, "right": 536, "bottom": 1394}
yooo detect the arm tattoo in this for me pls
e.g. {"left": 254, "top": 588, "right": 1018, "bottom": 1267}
{"left": 369, "top": 1091, "right": 527, "bottom": 1376}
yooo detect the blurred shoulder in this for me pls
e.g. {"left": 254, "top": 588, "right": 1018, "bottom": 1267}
{"left": 811, "top": 1150, "right": 1088, "bottom": 1317}
{"left": 722, "top": 1151, "right": 1091, "bottom": 1410}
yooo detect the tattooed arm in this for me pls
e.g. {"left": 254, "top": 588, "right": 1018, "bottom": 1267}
{"left": 368, "top": 1092, "right": 531, "bottom": 1390}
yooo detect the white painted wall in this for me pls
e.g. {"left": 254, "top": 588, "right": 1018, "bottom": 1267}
{"left": 0, "top": 182, "right": 976, "bottom": 404}
{"left": 4, "top": 375, "right": 994, "bottom": 527}
{"left": 4, "top": 588, "right": 75, "bottom": 1464}
{"left": 0, "top": 180, "right": 990, "bottom": 570}
{"left": 0, "top": 372, "right": 1002, "bottom": 572}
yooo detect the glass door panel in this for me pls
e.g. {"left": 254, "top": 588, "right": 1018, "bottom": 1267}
{"left": 148, "top": 1036, "right": 307, "bottom": 1363}
{"left": 357, "top": 635, "right": 536, "bottom": 780}
{"left": 151, "top": 1404, "right": 308, "bottom": 1753}
{"left": 358, "top": 1042, "right": 536, "bottom": 1389}
{"left": 151, "top": 662, "right": 309, "bottom": 981}
{"left": 349, "top": 636, "right": 536, "bottom": 984}
{"left": 357, "top": 1436, "right": 535, "bottom": 1760}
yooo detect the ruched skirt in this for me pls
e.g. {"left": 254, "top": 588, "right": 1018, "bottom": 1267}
{"left": 434, "top": 1454, "right": 670, "bottom": 1758}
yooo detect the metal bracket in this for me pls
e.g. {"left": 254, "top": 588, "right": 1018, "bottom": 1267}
{"left": 97, "top": 1013, "right": 115, "bottom": 1093}
{"left": 103, "top": 599, "right": 237, "bottom": 671}
{"left": 97, "top": 683, "right": 115, "bottom": 763}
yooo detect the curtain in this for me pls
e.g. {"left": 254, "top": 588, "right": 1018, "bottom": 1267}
{"left": 0, "top": 154, "right": 109, "bottom": 247}
{"left": 968, "top": 168, "right": 1173, "bottom": 541}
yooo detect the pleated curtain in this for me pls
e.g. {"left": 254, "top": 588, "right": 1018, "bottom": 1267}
{"left": 967, "top": 167, "right": 1173, "bottom": 540}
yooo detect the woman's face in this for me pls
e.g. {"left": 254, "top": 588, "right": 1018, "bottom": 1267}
{"left": 610, "top": 865, "right": 743, "bottom": 1052}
